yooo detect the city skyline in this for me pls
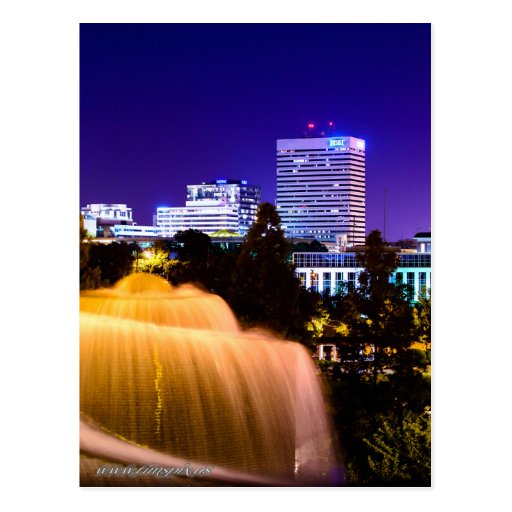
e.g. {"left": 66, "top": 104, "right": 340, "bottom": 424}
{"left": 80, "top": 23, "right": 431, "bottom": 241}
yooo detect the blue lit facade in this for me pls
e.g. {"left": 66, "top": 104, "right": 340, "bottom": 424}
{"left": 293, "top": 251, "right": 431, "bottom": 302}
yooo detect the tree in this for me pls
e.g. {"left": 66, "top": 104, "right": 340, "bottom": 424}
{"left": 227, "top": 202, "right": 317, "bottom": 342}
{"left": 136, "top": 248, "right": 182, "bottom": 281}
{"left": 174, "top": 229, "right": 212, "bottom": 264}
{"left": 316, "top": 231, "right": 430, "bottom": 486}
{"left": 80, "top": 213, "right": 137, "bottom": 289}
{"left": 306, "top": 301, "right": 331, "bottom": 338}
{"left": 87, "top": 242, "right": 135, "bottom": 286}
{"left": 355, "top": 230, "right": 401, "bottom": 313}
{"left": 349, "top": 230, "right": 416, "bottom": 381}
{"left": 309, "top": 233, "right": 415, "bottom": 379}
{"left": 414, "top": 286, "right": 431, "bottom": 347}
{"left": 80, "top": 215, "right": 101, "bottom": 290}
{"left": 292, "top": 240, "right": 329, "bottom": 253}
{"left": 363, "top": 408, "right": 431, "bottom": 486}
{"left": 172, "top": 229, "right": 213, "bottom": 285}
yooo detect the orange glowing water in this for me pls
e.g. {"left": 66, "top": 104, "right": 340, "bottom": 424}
{"left": 80, "top": 273, "right": 337, "bottom": 485}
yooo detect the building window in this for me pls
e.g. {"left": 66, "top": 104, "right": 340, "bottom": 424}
{"left": 407, "top": 272, "right": 415, "bottom": 301}
{"left": 335, "top": 272, "right": 343, "bottom": 293}
{"left": 419, "top": 272, "right": 427, "bottom": 294}
{"left": 323, "top": 272, "right": 331, "bottom": 294}
{"left": 347, "top": 272, "right": 356, "bottom": 291}
{"left": 310, "top": 271, "right": 319, "bottom": 292}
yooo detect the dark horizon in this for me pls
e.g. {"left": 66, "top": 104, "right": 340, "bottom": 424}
{"left": 80, "top": 23, "right": 431, "bottom": 241}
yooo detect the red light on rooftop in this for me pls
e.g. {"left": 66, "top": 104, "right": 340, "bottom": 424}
{"left": 328, "top": 121, "right": 333, "bottom": 126}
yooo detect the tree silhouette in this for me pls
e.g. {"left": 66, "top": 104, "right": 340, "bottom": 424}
{"left": 228, "top": 202, "right": 316, "bottom": 341}
{"left": 345, "top": 230, "right": 416, "bottom": 380}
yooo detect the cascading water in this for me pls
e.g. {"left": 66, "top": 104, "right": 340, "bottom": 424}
{"left": 80, "top": 273, "right": 339, "bottom": 486}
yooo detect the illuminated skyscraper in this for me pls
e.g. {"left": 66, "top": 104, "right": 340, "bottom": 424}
{"left": 276, "top": 135, "right": 366, "bottom": 246}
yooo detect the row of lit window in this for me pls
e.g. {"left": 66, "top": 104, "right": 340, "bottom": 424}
{"left": 398, "top": 254, "right": 432, "bottom": 267}
{"left": 277, "top": 148, "right": 364, "bottom": 153}
{"left": 293, "top": 253, "right": 431, "bottom": 268}
{"left": 297, "top": 271, "right": 429, "bottom": 293}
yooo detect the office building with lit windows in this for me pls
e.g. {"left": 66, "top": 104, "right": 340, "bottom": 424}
{"left": 276, "top": 135, "right": 366, "bottom": 246}
{"left": 293, "top": 233, "right": 431, "bottom": 303}
{"left": 80, "top": 203, "right": 134, "bottom": 237}
{"left": 111, "top": 224, "right": 159, "bottom": 238}
{"left": 156, "top": 179, "right": 261, "bottom": 237}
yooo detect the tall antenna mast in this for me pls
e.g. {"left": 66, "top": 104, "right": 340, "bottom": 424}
{"left": 383, "top": 187, "right": 388, "bottom": 242}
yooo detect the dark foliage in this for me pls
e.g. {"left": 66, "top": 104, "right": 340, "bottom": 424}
{"left": 320, "top": 366, "right": 431, "bottom": 486}
{"left": 292, "top": 239, "right": 329, "bottom": 253}
{"left": 86, "top": 242, "right": 135, "bottom": 287}
{"left": 225, "top": 203, "right": 317, "bottom": 341}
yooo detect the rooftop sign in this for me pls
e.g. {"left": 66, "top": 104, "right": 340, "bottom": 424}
{"left": 329, "top": 138, "right": 346, "bottom": 147}
{"left": 215, "top": 179, "right": 249, "bottom": 185}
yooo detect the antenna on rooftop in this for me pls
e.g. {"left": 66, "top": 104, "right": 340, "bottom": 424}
{"left": 304, "top": 122, "right": 315, "bottom": 138}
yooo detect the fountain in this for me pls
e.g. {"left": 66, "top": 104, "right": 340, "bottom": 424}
{"left": 80, "top": 273, "right": 339, "bottom": 486}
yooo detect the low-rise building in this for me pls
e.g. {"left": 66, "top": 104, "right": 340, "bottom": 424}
{"left": 112, "top": 224, "right": 159, "bottom": 238}
{"left": 293, "top": 249, "right": 431, "bottom": 302}
{"left": 81, "top": 204, "right": 134, "bottom": 237}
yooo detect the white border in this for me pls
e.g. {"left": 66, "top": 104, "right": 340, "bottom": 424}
{"left": 2, "top": 0, "right": 509, "bottom": 510}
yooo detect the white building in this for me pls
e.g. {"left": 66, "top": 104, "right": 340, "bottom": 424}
{"left": 293, "top": 250, "right": 431, "bottom": 302}
{"left": 413, "top": 232, "right": 431, "bottom": 253}
{"left": 157, "top": 205, "right": 240, "bottom": 236}
{"left": 156, "top": 179, "right": 261, "bottom": 237}
{"left": 81, "top": 213, "right": 97, "bottom": 238}
{"left": 276, "top": 135, "right": 366, "bottom": 246}
{"left": 112, "top": 224, "right": 159, "bottom": 238}
{"left": 80, "top": 204, "right": 134, "bottom": 237}
{"left": 81, "top": 203, "right": 133, "bottom": 223}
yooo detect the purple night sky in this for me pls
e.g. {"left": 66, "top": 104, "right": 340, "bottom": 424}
{"left": 80, "top": 23, "right": 430, "bottom": 241}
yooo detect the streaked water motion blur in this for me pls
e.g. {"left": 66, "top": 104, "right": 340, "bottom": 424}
{"left": 80, "top": 273, "right": 339, "bottom": 486}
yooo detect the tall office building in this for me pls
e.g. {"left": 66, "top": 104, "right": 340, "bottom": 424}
{"left": 156, "top": 179, "right": 261, "bottom": 237}
{"left": 276, "top": 135, "right": 366, "bottom": 246}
